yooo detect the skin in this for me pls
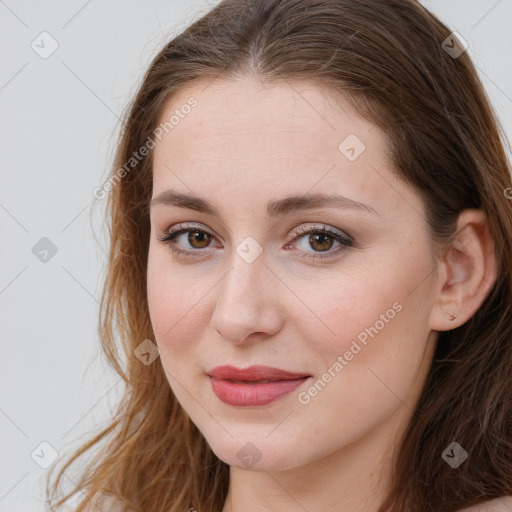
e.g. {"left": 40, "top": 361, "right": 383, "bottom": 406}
{"left": 146, "top": 76, "right": 497, "bottom": 512}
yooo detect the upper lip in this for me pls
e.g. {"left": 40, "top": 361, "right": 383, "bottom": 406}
{"left": 208, "top": 365, "right": 310, "bottom": 382}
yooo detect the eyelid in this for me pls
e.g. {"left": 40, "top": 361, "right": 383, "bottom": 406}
{"left": 289, "top": 223, "right": 353, "bottom": 243}
{"left": 161, "top": 222, "right": 221, "bottom": 250}
{"left": 157, "top": 222, "right": 353, "bottom": 259}
{"left": 162, "top": 222, "right": 352, "bottom": 242}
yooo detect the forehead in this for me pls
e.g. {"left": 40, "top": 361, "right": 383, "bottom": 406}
{"left": 150, "top": 76, "right": 420, "bottom": 222}
{"left": 154, "top": 75, "right": 380, "bottom": 158}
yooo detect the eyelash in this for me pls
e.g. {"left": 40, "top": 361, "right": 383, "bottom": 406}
{"left": 156, "top": 222, "right": 354, "bottom": 261}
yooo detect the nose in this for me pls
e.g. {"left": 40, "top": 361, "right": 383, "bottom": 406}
{"left": 210, "top": 248, "right": 284, "bottom": 344}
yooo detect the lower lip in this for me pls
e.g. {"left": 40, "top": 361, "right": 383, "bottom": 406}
{"left": 210, "top": 377, "right": 309, "bottom": 406}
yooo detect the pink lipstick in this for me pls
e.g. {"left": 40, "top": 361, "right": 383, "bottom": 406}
{"left": 208, "top": 365, "right": 310, "bottom": 406}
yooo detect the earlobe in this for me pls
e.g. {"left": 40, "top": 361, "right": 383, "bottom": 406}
{"left": 429, "top": 209, "right": 497, "bottom": 332}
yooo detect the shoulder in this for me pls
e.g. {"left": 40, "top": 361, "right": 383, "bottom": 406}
{"left": 456, "top": 496, "right": 512, "bottom": 512}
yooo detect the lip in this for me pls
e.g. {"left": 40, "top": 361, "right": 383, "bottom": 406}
{"left": 208, "top": 365, "right": 310, "bottom": 406}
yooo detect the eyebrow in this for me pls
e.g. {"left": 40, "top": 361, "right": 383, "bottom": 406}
{"left": 149, "top": 190, "right": 378, "bottom": 216}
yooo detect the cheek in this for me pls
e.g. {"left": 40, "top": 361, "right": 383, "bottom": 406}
{"left": 297, "top": 254, "right": 431, "bottom": 396}
{"left": 146, "top": 248, "right": 208, "bottom": 359}
{"left": 301, "top": 266, "right": 404, "bottom": 352}
{"left": 314, "top": 262, "right": 433, "bottom": 397}
{"left": 291, "top": 275, "right": 429, "bottom": 435}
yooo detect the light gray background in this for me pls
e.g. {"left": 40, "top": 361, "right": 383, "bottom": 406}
{"left": 1, "top": 1, "right": 511, "bottom": 511}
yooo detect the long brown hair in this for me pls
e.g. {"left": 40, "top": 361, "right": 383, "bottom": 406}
{"left": 46, "top": 1, "right": 512, "bottom": 511}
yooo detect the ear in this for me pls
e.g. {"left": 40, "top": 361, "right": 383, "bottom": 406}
{"left": 429, "top": 209, "right": 498, "bottom": 331}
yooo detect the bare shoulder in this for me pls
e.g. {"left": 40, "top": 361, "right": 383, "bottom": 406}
{"left": 456, "top": 496, "right": 512, "bottom": 512}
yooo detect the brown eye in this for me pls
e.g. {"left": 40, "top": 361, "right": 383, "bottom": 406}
{"left": 289, "top": 225, "right": 353, "bottom": 260}
{"left": 308, "top": 233, "right": 334, "bottom": 252}
{"left": 156, "top": 225, "right": 218, "bottom": 256}
{"left": 188, "top": 230, "right": 211, "bottom": 249}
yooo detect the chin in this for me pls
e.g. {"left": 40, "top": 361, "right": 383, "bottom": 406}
{"left": 204, "top": 432, "right": 308, "bottom": 472}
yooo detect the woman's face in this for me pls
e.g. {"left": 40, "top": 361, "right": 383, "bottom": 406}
{"left": 147, "top": 76, "right": 440, "bottom": 472}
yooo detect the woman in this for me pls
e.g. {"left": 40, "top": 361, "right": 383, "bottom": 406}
{"left": 47, "top": 1, "right": 512, "bottom": 511}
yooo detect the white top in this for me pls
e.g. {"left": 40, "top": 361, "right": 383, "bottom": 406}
{"left": 457, "top": 496, "right": 512, "bottom": 511}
